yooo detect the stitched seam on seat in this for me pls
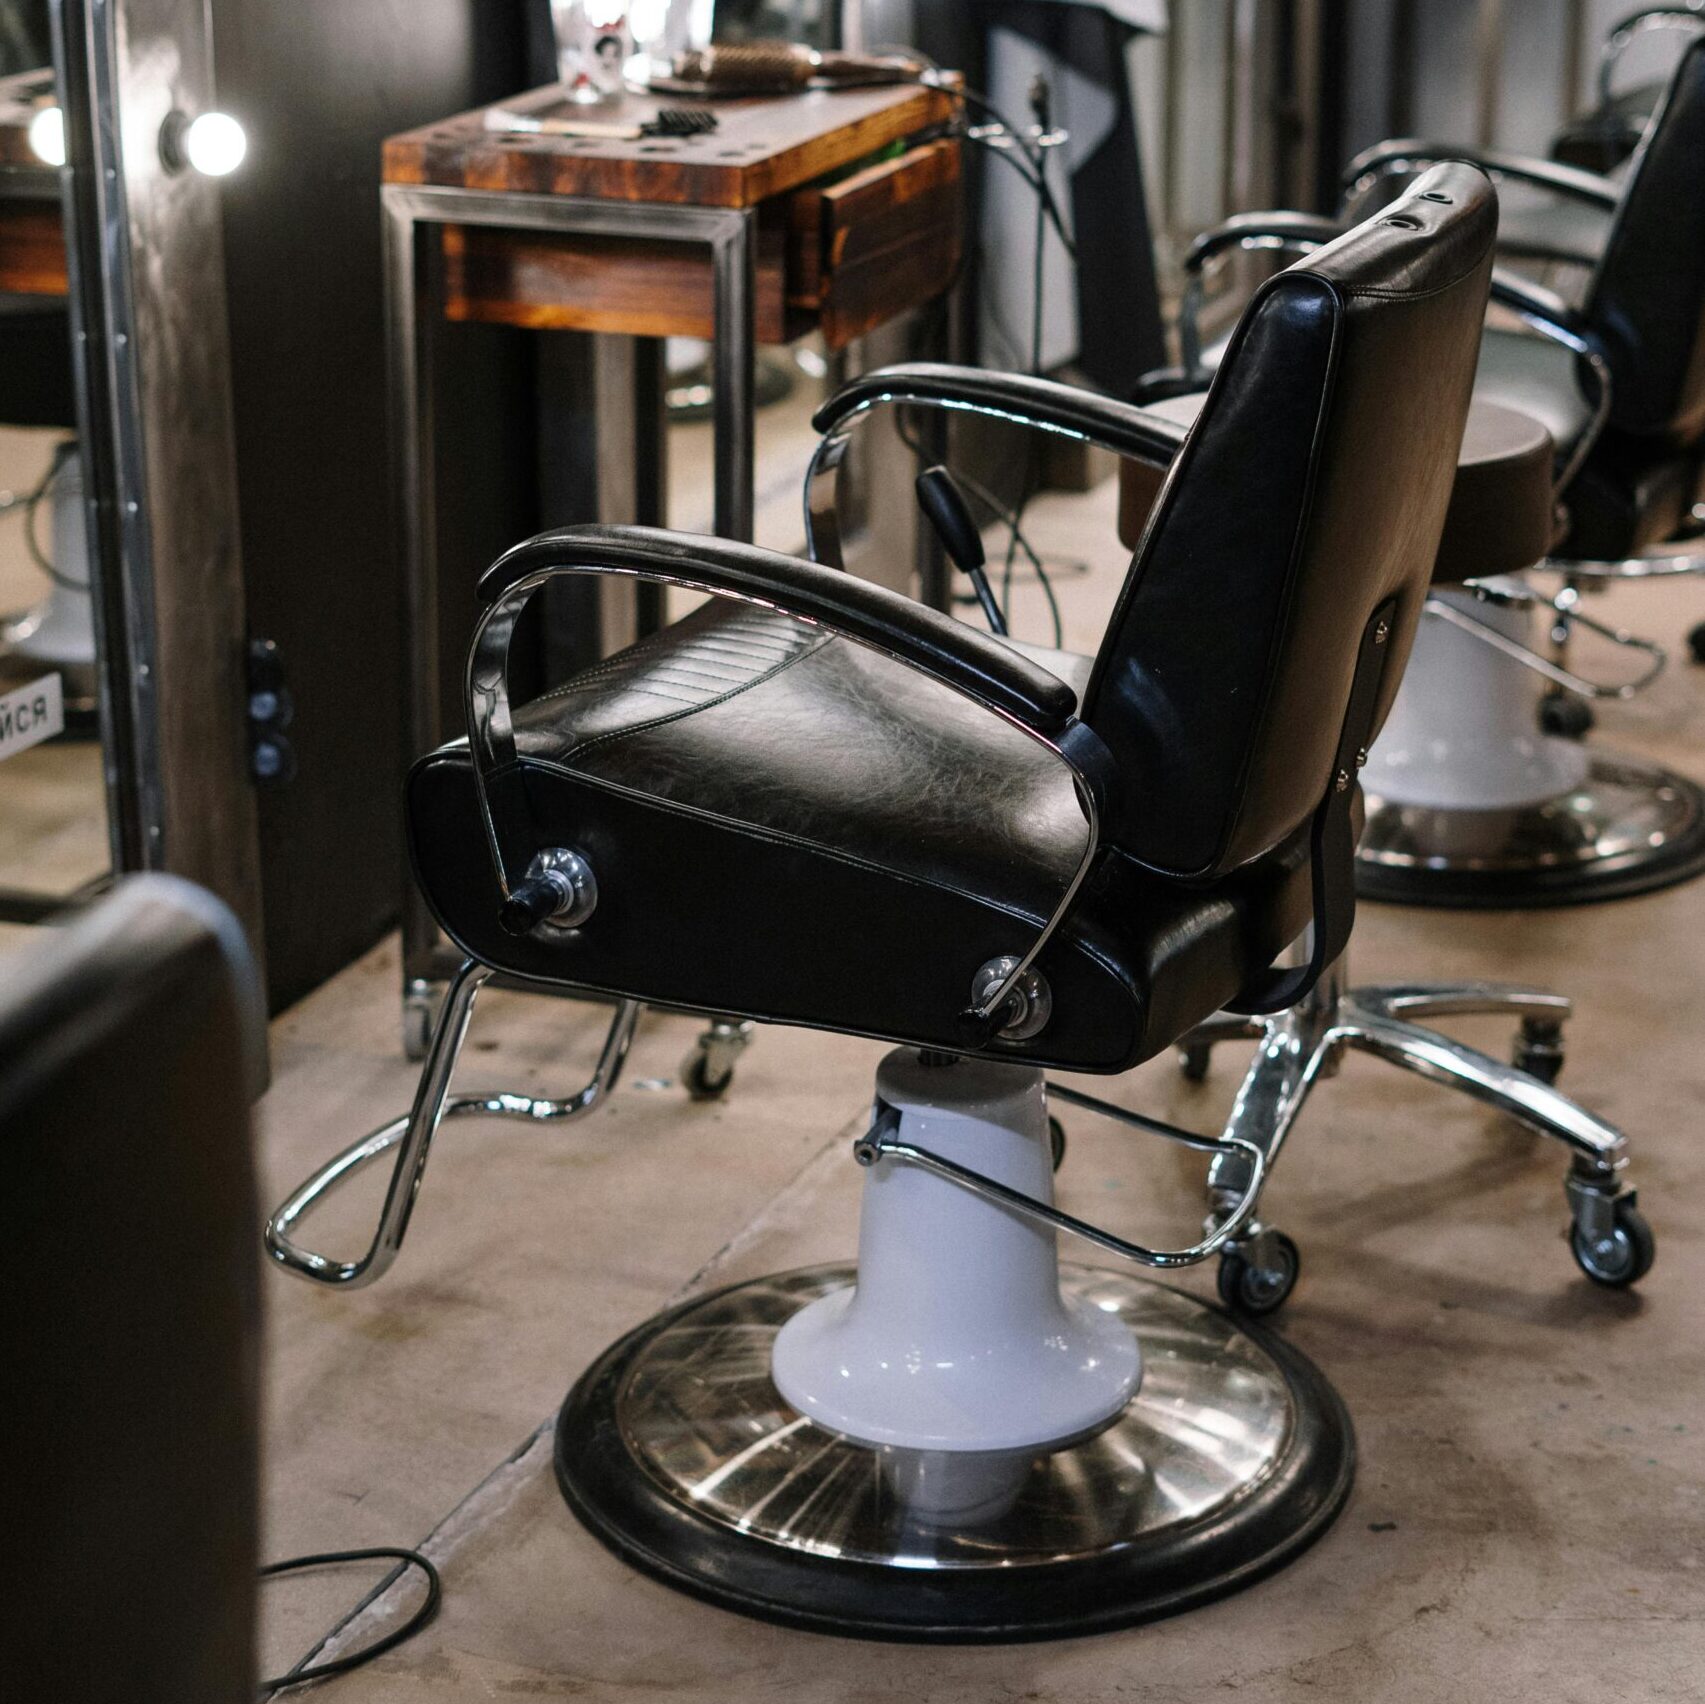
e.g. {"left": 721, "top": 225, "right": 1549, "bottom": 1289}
{"left": 524, "top": 622, "right": 810, "bottom": 710}
{"left": 547, "top": 632, "right": 835, "bottom": 762}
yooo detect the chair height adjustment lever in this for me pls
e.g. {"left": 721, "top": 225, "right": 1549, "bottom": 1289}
{"left": 916, "top": 465, "right": 1007, "bottom": 636}
{"left": 498, "top": 848, "right": 598, "bottom": 936}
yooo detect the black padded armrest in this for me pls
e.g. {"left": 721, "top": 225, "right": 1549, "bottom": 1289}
{"left": 811, "top": 363, "right": 1190, "bottom": 469}
{"left": 477, "top": 523, "right": 1079, "bottom": 733}
{"left": 1343, "top": 140, "right": 1620, "bottom": 208}
{"left": 1181, "top": 211, "right": 1346, "bottom": 275}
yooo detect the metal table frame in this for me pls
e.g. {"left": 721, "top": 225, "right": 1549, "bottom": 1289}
{"left": 383, "top": 181, "right": 760, "bottom": 1046}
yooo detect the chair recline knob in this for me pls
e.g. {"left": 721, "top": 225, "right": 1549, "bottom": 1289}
{"left": 498, "top": 848, "right": 598, "bottom": 936}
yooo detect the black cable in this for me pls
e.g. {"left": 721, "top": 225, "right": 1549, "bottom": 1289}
{"left": 997, "top": 75, "right": 1062, "bottom": 647}
{"left": 0, "top": 463, "right": 84, "bottom": 593}
{"left": 258, "top": 1546, "right": 441, "bottom": 1693}
{"left": 953, "top": 94, "right": 1078, "bottom": 262}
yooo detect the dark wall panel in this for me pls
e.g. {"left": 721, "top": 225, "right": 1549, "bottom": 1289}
{"left": 213, "top": 0, "right": 532, "bottom": 1011}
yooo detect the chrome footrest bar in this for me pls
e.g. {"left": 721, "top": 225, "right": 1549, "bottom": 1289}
{"left": 853, "top": 1091, "right": 1268, "bottom": 1270}
{"left": 1431, "top": 588, "right": 1666, "bottom": 699}
{"left": 265, "top": 958, "right": 641, "bottom": 1287}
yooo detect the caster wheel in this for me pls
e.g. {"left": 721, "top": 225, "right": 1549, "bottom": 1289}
{"left": 1570, "top": 1199, "right": 1655, "bottom": 1288}
{"left": 1513, "top": 1018, "right": 1564, "bottom": 1085}
{"left": 682, "top": 1049, "right": 735, "bottom": 1102}
{"left": 1049, "top": 1114, "right": 1067, "bottom": 1171}
{"left": 1217, "top": 1229, "right": 1300, "bottom": 1316}
{"left": 1539, "top": 694, "right": 1594, "bottom": 738}
{"left": 1688, "top": 621, "right": 1705, "bottom": 665}
{"left": 1179, "top": 1041, "right": 1213, "bottom": 1083}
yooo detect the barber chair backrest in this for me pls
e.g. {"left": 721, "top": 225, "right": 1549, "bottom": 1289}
{"left": 1582, "top": 34, "right": 1705, "bottom": 443}
{"left": 1081, "top": 161, "right": 1496, "bottom": 881}
{"left": 0, "top": 877, "right": 264, "bottom": 1704}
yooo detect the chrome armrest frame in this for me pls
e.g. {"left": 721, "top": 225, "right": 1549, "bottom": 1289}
{"left": 802, "top": 385, "right": 1186, "bottom": 572}
{"left": 856, "top": 1083, "right": 1268, "bottom": 1269}
{"left": 1599, "top": 7, "right": 1705, "bottom": 104}
{"left": 1487, "top": 269, "right": 1613, "bottom": 494}
{"left": 1173, "top": 220, "right": 1340, "bottom": 383}
{"left": 1431, "top": 580, "right": 1666, "bottom": 699}
{"left": 466, "top": 554, "right": 1114, "bottom": 1037}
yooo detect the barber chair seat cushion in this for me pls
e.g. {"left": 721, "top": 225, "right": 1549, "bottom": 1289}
{"left": 1119, "top": 393, "right": 1557, "bottom": 584}
{"left": 1473, "top": 324, "right": 1596, "bottom": 449}
{"left": 1493, "top": 181, "right": 1619, "bottom": 269}
{"left": 408, "top": 601, "right": 1316, "bottom": 1075}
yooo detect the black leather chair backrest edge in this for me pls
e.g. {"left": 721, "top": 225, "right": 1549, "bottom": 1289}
{"left": 1081, "top": 162, "right": 1498, "bottom": 882}
{"left": 1584, "top": 33, "right": 1705, "bottom": 441}
{"left": 0, "top": 877, "right": 264, "bottom": 1704}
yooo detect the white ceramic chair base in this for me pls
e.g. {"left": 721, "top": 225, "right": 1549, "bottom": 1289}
{"left": 554, "top": 1051, "right": 1354, "bottom": 1639}
{"left": 1358, "top": 590, "right": 1705, "bottom": 906}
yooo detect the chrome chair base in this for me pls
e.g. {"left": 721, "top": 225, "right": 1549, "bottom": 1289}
{"left": 1181, "top": 964, "right": 1654, "bottom": 1298}
{"left": 554, "top": 1264, "right": 1353, "bottom": 1642}
{"left": 1357, "top": 751, "right": 1705, "bottom": 908}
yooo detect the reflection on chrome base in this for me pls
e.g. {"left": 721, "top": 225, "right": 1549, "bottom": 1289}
{"left": 554, "top": 1264, "right": 1354, "bottom": 1639}
{"left": 1359, "top": 752, "right": 1705, "bottom": 907}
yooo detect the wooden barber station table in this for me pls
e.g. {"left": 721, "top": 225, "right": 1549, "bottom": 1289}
{"left": 385, "top": 79, "right": 964, "bottom": 1039}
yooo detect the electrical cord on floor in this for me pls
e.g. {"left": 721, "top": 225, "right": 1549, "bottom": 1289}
{"left": 258, "top": 1546, "right": 441, "bottom": 1694}
{"left": 0, "top": 463, "right": 83, "bottom": 593}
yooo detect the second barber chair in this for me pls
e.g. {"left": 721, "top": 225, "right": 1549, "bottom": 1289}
{"left": 267, "top": 168, "right": 1651, "bottom": 1639}
{"left": 1137, "top": 33, "right": 1705, "bottom": 905}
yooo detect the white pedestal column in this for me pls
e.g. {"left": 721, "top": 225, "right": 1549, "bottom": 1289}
{"left": 771, "top": 1050, "right": 1140, "bottom": 1458}
{"left": 1366, "top": 587, "right": 1588, "bottom": 811}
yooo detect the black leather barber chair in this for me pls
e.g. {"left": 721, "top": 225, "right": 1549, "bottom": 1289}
{"left": 1137, "top": 33, "right": 1705, "bottom": 906}
{"left": 1549, "top": 6, "right": 1705, "bottom": 177}
{"left": 266, "top": 168, "right": 1650, "bottom": 1638}
{"left": 2, "top": 877, "right": 263, "bottom": 1702}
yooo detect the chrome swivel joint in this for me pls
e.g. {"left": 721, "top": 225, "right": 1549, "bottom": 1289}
{"left": 498, "top": 847, "right": 599, "bottom": 936}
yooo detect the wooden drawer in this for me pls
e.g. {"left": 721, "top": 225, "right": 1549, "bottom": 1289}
{"left": 785, "top": 138, "right": 962, "bottom": 349}
{"left": 0, "top": 201, "right": 68, "bottom": 299}
{"left": 439, "top": 137, "right": 960, "bottom": 348}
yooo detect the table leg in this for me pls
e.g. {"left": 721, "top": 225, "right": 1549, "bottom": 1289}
{"left": 384, "top": 191, "right": 448, "bottom": 1056}
{"left": 710, "top": 209, "right": 757, "bottom": 542}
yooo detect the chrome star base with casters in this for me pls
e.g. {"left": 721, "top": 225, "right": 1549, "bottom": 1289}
{"left": 554, "top": 1049, "right": 1354, "bottom": 1641}
{"left": 1175, "top": 956, "right": 1654, "bottom": 1311}
{"left": 1357, "top": 580, "right": 1705, "bottom": 907}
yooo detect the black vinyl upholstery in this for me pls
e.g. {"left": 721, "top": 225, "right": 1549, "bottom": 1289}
{"left": 1479, "top": 37, "right": 1705, "bottom": 552}
{"left": 408, "top": 166, "right": 1494, "bottom": 1074}
{"left": 0, "top": 877, "right": 263, "bottom": 1704}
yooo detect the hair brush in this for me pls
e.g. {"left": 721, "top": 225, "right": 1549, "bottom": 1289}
{"left": 641, "top": 42, "right": 930, "bottom": 97}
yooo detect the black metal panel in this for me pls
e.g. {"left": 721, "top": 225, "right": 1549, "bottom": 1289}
{"left": 212, "top": 0, "right": 532, "bottom": 1011}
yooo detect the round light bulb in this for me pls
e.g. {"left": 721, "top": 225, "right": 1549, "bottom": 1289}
{"left": 183, "top": 111, "right": 246, "bottom": 176}
{"left": 28, "top": 105, "right": 65, "bottom": 167}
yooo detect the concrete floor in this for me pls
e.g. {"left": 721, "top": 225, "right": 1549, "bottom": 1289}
{"left": 255, "top": 472, "right": 1705, "bottom": 1701}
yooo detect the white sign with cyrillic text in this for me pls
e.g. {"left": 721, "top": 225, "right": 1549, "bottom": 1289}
{"left": 0, "top": 672, "right": 65, "bottom": 761}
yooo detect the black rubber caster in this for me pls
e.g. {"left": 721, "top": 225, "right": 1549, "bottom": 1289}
{"left": 1539, "top": 693, "right": 1595, "bottom": 738}
{"left": 1570, "top": 1198, "right": 1656, "bottom": 1288}
{"left": 1513, "top": 1018, "right": 1565, "bottom": 1085}
{"left": 1217, "top": 1229, "right": 1300, "bottom": 1316}
{"left": 1179, "top": 1041, "right": 1213, "bottom": 1083}
{"left": 1688, "top": 621, "right": 1705, "bottom": 665}
{"left": 683, "top": 1051, "right": 735, "bottom": 1101}
{"left": 1048, "top": 1114, "right": 1067, "bottom": 1171}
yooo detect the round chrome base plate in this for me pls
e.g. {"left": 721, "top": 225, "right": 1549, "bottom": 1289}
{"left": 1358, "top": 750, "right": 1705, "bottom": 908}
{"left": 555, "top": 1265, "right": 1354, "bottom": 1641}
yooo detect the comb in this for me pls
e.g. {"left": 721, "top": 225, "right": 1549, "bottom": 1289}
{"left": 482, "top": 105, "right": 718, "bottom": 141}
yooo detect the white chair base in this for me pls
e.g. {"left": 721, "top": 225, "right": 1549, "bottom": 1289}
{"left": 1359, "top": 590, "right": 1705, "bottom": 905}
{"left": 552, "top": 1049, "right": 1354, "bottom": 1639}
